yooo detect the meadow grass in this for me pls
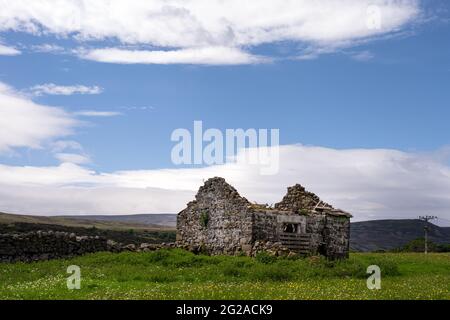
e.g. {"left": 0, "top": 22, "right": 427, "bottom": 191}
{"left": 0, "top": 249, "right": 449, "bottom": 300}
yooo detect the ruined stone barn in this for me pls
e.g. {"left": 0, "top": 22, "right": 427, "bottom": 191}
{"left": 176, "top": 177, "right": 352, "bottom": 259}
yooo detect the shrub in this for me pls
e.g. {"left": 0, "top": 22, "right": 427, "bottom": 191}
{"left": 329, "top": 259, "right": 368, "bottom": 278}
{"left": 256, "top": 252, "right": 277, "bottom": 264}
{"left": 299, "top": 209, "right": 309, "bottom": 216}
{"left": 395, "top": 238, "right": 450, "bottom": 253}
{"left": 147, "top": 249, "right": 172, "bottom": 264}
{"left": 200, "top": 211, "right": 210, "bottom": 228}
{"left": 222, "top": 265, "right": 242, "bottom": 278}
{"left": 364, "top": 257, "right": 400, "bottom": 277}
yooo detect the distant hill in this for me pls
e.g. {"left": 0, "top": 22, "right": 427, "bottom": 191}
{"left": 60, "top": 214, "right": 177, "bottom": 228}
{"left": 351, "top": 219, "right": 450, "bottom": 252}
{"left": 0, "top": 212, "right": 174, "bottom": 231}
{"left": 0, "top": 212, "right": 176, "bottom": 244}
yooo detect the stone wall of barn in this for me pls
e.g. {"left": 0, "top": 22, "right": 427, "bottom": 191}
{"left": 252, "top": 211, "right": 279, "bottom": 243}
{"left": 305, "top": 214, "right": 327, "bottom": 255}
{"left": 177, "top": 177, "right": 351, "bottom": 259}
{"left": 252, "top": 212, "right": 350, "bottom": 259}
{"left": 322, "top": 215, "right": 351, "bottom": 259}
{"left": 176, "top": 177, "right": 254, "bottom": 255}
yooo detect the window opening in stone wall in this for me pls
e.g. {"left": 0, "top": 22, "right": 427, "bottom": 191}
{"left": 283, "top": 223, "right": 299, "bottom": 234}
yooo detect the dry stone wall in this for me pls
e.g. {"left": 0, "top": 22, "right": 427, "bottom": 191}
{"left": 0, "top": 231, "right": 181, "bottom": 263}
{"left": 0, "top": 231, "right": 109, "bottom": 263}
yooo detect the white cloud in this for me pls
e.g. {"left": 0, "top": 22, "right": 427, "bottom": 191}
{"left": 350, "top": 50, "right": 375, "bottom": 61}
{"left": 51, "top": 140, "right": 83, "bottom": 153}
{"left": 0, "top": 82, "right": 77, "bottom": 153}
{"left": 29, "top": 83, "right": 103, "bottom": 96}
{"left": 0, "top": 184, "right": 193, "bottom": 216}
{"left": 120, "top": 106, "right": 155, "bottom": 111}
{"left": 0, "top": 144, "right": 449, "bottom": 225}
{"left": 0, "top": 0, "right": 421, "bottom": 64}
{"left": 31, "top": 43, "right": 65, "bottom": 53}
{"left": 0, "top": 44, "right": 20, "bottom": 55}
{"left": 55, "top": 153, "right": 90, "bottom": 165}
{"left": 0, "top": 162, "right": 100, "bottom": 187}
{"left": 74, "top": 110, "right": 122, "bottom": 117}
{"left": 80, "top": 46, "right": 267, "bottom": 65}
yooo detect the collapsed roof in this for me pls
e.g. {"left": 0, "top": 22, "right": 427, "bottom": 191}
{"left": 191, "top": 177, "right": 351, "bottom": 218}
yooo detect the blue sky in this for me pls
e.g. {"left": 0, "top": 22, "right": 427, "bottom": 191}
{"left": 0, "top": 0, "right": 450, "bottom": 223}
{"left": 1, "top": 5, "right": 449, "bottom": 171}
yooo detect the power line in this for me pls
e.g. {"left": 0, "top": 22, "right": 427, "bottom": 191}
{"left": 419, "top": 216, "right": 437, "bottom": 254}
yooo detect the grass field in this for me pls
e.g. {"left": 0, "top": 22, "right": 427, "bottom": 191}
{"left": 0, "top": 250, "right": 449, "bottom": 300}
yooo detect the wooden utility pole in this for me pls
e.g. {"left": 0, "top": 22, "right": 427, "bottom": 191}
{"left": 418, "top": 216, "right": 437, "bottom": 254}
